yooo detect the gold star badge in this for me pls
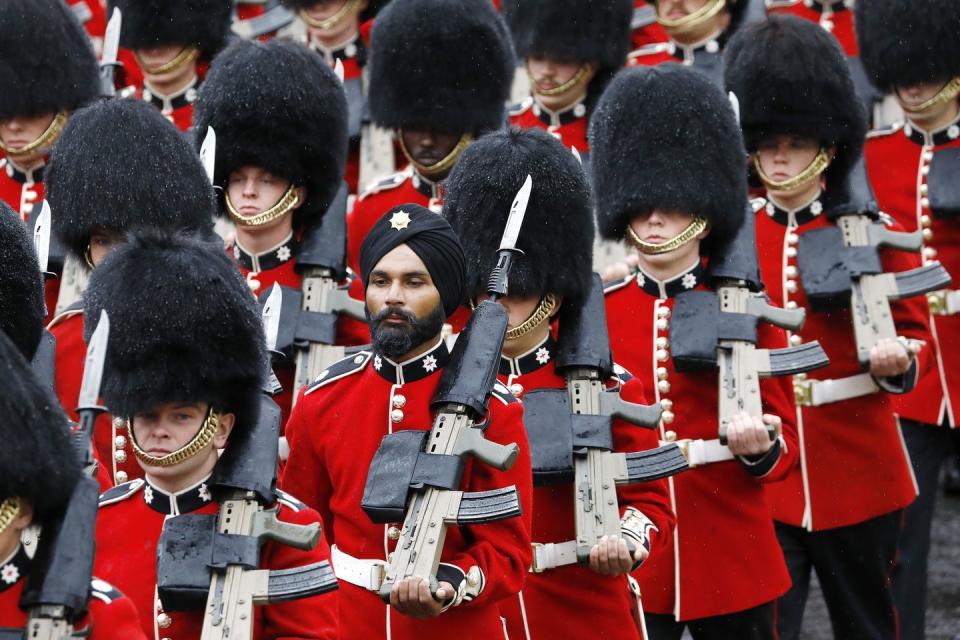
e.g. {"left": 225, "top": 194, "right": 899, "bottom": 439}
{"left": 389, "top": 210, "right": 412, "bottom": 230}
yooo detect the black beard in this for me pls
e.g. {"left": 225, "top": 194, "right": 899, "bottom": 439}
{"left": 368, "top": 304, "right": 446, "bottom": 359}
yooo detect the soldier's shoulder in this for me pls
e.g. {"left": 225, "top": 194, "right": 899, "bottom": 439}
{"left": 508, "top": 96, "right": 534, "bottom": 118}
{"left": 89, "top": 577, "right": 125, "bottom": 605}
{"left": 632, "top": 4, "right": 657, "bottom": 28}
{"left": 867, "top": 121, "right": 905, "bottom": 140}
{"left": 304, "top": 350, "right": 373, "bottom": 395}
{"left": 358, "top": 168, "right": 411, "bottom": 201}
{"left": 627, "top": 42, "right": 674, "bottom": 62}
{"left": 603, "top": 274, "right": 633, "bottom": 295}
{"left": 275, "top": 488, "right": 309, "bottom": 513}
{"left": 751, "top": 196, "right": 769, "bottom": 213}
{"left": 98, "top": 478, "right": 145, "bottom": 507}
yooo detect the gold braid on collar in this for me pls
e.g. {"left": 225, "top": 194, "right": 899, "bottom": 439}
{"left": 626, "top": 217, "right": 708, "bottom": 255}
{"left": 656, "top": 0, "right": 727, "bottom": 33}
{"left": 399, "top": 133, "right": 473, "bottom": 180}
{"left": 899, "top": 77, "right": 960, "bottom": 116}
{"left": 226, "top": 185, "right": 300, "bottom": 227}
{"left": 753, "top": 149, "right": 831, "bottom": 193}
{"left": 299, "top": 0, "right": 361, "bottom": 30}
{"left": 130, "top": 409, "right": 221, "bottom": 468}
{"left": 0, "top": 498, "right": 21, "bottom": 536}
{"left": 529, "top": 63, "right": 594, "bottom": 98}
{"left": 136, "top": 46, "right": 200, "bottom": 76}
{"left": 0, "top": 112, "right": 67, "bottom": 157}
{"left": 505, "top": 294, "right": 557, "bottom": 340}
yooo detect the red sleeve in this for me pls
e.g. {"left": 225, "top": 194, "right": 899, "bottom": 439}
{"left": 754, "top": 323, "right": 801, "bottom": 484}
{"left": 881, "top": 240, "right": 936, "bottom": 387}
{"left": 88, "top": 585, "right": 148, "bottom": 640}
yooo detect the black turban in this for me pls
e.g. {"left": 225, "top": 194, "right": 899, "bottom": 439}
{"left": 359, "top": 204, "right": 466, "bottom": 317}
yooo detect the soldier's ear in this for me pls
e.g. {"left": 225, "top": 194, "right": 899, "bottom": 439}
{"left": 549, "top": 295, "right": 564, "bottom": 318}
{"left": 292, "top": 186, "right": 307, "bottom": 211}
{"left": 213, "top": 412, "right": 236, "bottom": 450}
{"left": 14, "top": 500, "right": 34, "bottom": 531}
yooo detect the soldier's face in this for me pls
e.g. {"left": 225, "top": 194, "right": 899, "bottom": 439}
{"left": 303, "top": 0, "right": 367, "bottom": 42}
{"left": 657, "top": 0, "right": 711, "bottom": 20}
{"left": 400, "top": 129, "right": 464, "bottom": 168}
{"left": 227, "top": 166, "right": 300, "bottom": 230}
{"left": 88, "top": 229, "right": 127, "bottom": 268}
{"left": 656, "top": 0, "right": 731, "bottom": 43}
{"left": 0, "top": 112, "right": 56, "bottom": 164}
{"left": 136, "top": 44, "right": 196, "bottom": 85}
{"left": 895, "top": 80, "right": 959, "bottom": 125}
{"left": 629, "top": 209, "right": 705, "bottom": 272}
{"left": 755, "top": 135, "right": 821, "bottom": 191}
{"left": 527, "top": 56, "right": 593, "bottom": 111}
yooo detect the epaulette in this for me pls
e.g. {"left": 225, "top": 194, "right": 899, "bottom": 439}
{"left": 627, "top": 42, "right": 673, "bottom": 61}
{"left": 98, "top": 479, "right": 144, "bottom": 507}
{"left": 45, "top": 302, "right": 84, "bottom": 331}
{"left": 764, "top": 0, "right": 801, "bottom": 8}
{"left": 89, "top": 578, "right": 124, "bottom": 605}
{"left": 751, "top": 197, "right": 768, "bottom": 213}
{"left": 275, "top": 489, "right": 307, "bottom": 513}
{"left": 358, "top": 168, "right": 410, "bottom": 201}
{"left": 603, "top": 275, "right": 632, "bottom": 295}
{"left": 305, "top": 351, "right": 372, "bottom": 395}
{"left": 867, "top": 121, "right": 905, "bottom": 139}
{"left": 491, "top": 381, "right": 519, "bottom": 405}
{"left": 631, "top": 5, "right": 656, "bottom": 29}
{"left": 508, "top": 97, "right": 533, "bottom": 117}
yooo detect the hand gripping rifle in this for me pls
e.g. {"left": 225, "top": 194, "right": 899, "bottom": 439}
{"left": 360, "top": 176, "right": 535, "bottom": 603}
{"left": 797, "top": 157, "right": 952, "bottom": 366}
{"left": 671, "top": 206, "right": 830, "bottom": 444}
{"left": 156, "top": 286, "right": 337, "bottom": 640}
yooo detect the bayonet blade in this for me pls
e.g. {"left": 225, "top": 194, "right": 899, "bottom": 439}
{"left": 200, "top": 126, "right": 217, "bottom": 185}
{"left": 333, "top": 58, "right": 345, "bottom": 84}
{"left": 102, "top": 8, "right": 121, "bottom": 66}
{"left": 498, "top": 174, "right": 532, "bottom": 252}
{"left": 78, "top": 310, "right": 109, "bottom": 410}
{"left": 33, "top": 201, "right": 51, "bottom": 274}
{"left": 262, "top": 284, "right": 282, "bottom": 353}
{"left": 570, "top": 146, "right": 583, "bottom": 165}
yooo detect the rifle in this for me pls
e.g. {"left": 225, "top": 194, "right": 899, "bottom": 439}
{"left": 797, "top": 157, "right": 952, "bottom": 366}
{"left": 156, "top": 286, "right": 337, "bottom": 639}
{"left": 357, "top": 68, "right": 396, "bottom": 193}
{"left": 361, "top": 177, "right": 534, "bottom": 602}
{"left": 98, "top": 9, "right": 121, "bottom": 98}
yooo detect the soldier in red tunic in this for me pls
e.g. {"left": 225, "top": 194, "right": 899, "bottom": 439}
{"left": 725, "top": 16, "right": 933, "bottom": 638}
{"left": 46, "top": 99, "right": 218, "bottom": 487}
{"left": 503, "top": 0, "right": 633, "bottom": 157}
{"left": 112, "top": 0, "right": 233, "bottom": 132}
{"left": 0, "top": 333, "right": 145, "bottom": 639}
{"left": 591, "top": 65, "right": 799, "bottom": 639}
{"left": 89, "top": 232, "right": 338, "bottom": 640}
{"left": 282, "top": 205, "right": 533, "bottom": 639}
{"left": 444, "top": 126, "right": 676, "bottom": 640}
{"left": 345, "top": 0, "right": 514, "bottom": 275}
{"left": 856, "top": 1, "right": 960, "bottom": 636}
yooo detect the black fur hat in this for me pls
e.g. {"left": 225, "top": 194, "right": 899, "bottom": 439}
{"left": 111, "top": 0, "right": 233, "bottom": 57}
{"left": 193, "top": 39, "right": 348, "bottom": 231}
{"left": 83, "top": 232, "right": 266, "bottom": 433}
{"left": 856, "top": 0, "right": 960, "bottom": 92}
{"left": 46, "top": 99, "right": 216, "bottom": 264}
{"left": 444, "top": 127, "right": 594, "bottom": 303}
{"left": 369, "top": 0, "right": 514, "bottom": 134}
{"left": 589, "top": 65, "right": 746, "bottom": 247}
{"left": 0, "top": 332, "right": 80, "bottom": 520}
{"left": 0, "top": 0, "right": 99, "bottom": 119}
{"left": 503, "top": 0, "right": 633, "bottom": 71}
{"left": 0, "top": 203, "right": 45, "bottom": 360}
{"left": 725, "top": 15, "right": 867, "bottom": 183}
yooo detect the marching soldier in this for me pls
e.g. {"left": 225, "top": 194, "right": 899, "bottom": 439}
{"left": 89, "top": 232, "right": 338, "bottom": 639}
{"left": 112, "top": 0, "right": 233, "bottom": 132}
{"left": 725, "top": 16, "right": 933, "bottom": 638}
{"left": 46, "top": 99, "right": 217, "bottom": 487}
{"left": 503, "top": 0, "right": 633, "bottom": 156}
{"left": 345, "top": 0, "right": 514, "bottom": 274}
{"left": 856, "top": 1, "right": 960, "bottom": 636}
{"left": 0, "top": 332, "right": 145, "bottom": 638}
{"left": 591, "top": 65, "right": 800, "bottom": 638}
{"left": 444, "top": 126, "right": 675, "bottom": 640}
{"left": 282, "top": 206, "right": 533, "bottom": 639}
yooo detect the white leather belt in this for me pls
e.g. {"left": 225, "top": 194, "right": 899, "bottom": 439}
{"left": 928, "top": 289, "right": 960, "bottom": 316}
{"left": 530, "top": 540, "right": 578, "bottom": 573}
{"left": 662, "top": 438, "right": 735, "bottom": 468}
{"left": 794, "top": 372, "right": 879, "bottom": 407}
{"left": 330, "top": 545, "right": 386, "bottom": 591}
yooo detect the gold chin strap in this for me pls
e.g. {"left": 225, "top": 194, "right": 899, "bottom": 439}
{"left": 626, "top": 217, "right": 708, "bottom": 255}
{"left": 898, "top": 77, "right": 960, "bottom": 116}
{"left": 753, "top": 149, "right": 831, "bottom": 193}
{"left": 656, "top": 0, "right": 727, "bottom": 33}
{"left": 505, "top": 294, "right": 557, "bottom": 341}
{"left": 136, "top": 46, "right": 200, "bottom": 76}
{"left": 226, "top": 185, "right": 301, "bottom": 228}
{"left": 0, "top": 497, "right": 21, "bottom": 536}
{"left": 399, "top": 132, "right": 473, "bottom": 180}
{"left": 529, "top": 63, "right": 593, "bottom": 98}
{"left": 130, "top": 409, "right": 221, "bottom": 468}
{"left": 299, "top": 0, "right": 361, "bottom": 30}
{"left": 0, "top": 112, "right": 67, "bottom": 157}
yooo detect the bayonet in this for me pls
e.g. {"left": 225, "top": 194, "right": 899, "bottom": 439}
{"left": 99, "top": 8, "right": 121, "bottom": 97}
{"left": 33, "top": 200, "right": 52, "bottom": 278}
{"left": 75, "top": 311, "right": 108, "bottom": 474}
{"left": 200, "top": 127, "right": 218, "bottom": 187}
{"left": 488, "top": 175, "right": 532, "bottom": 300}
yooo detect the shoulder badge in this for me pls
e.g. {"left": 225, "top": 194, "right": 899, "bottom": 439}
{"left": 490, "top": 381, "right": 519, "bottom": 405}
{"left": 603, "top": 275, "right": 632, "bottom": 295}
{"left": 358, "top": 168, "right": 410, "bottom": 201}
{"left": 305, "top": 350, "right": 372, "bottom": 395}
{"left": 627, "top": 42, "right": 673, "bottom": 62}
{"left": 98, "top": 478, "right": 144, "bottom": 507}
{"left": 89, "top": 578, "right": 124, "bottom": 605}
{"left": 275, "top": 489, "right": 308, "bottom": 513}
{"left": 508, "top": 97, "right": 534, "bottom": 117}
{"left": 751, "top": 197, "right": 768, "bottom": 213}
{"left": 867, "top": 121, "right": 905, "bottom": 139}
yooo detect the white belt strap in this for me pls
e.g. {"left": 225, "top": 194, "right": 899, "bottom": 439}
{"left": 330, "top": 545, "right": 386, "bottom": 591}
{"left": 795, "top": 372, "right": 879, "bottom": 407}
{"left": 661, "top": 438, "right": 735, "bottom": 468}
{"left": 530, "top": 540, "right": 578, "bottom": 573}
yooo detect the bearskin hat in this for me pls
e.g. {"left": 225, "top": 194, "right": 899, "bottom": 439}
{"left": 0, "top": 0, "right": 99, "bottom": 120}
{"left": 0, "top": 332, "right": 81, "bottom": 520}
{"left": 111, "top": 0, "right": 233, "bottom": 57}
{"left": 503, "top": 0, "right": 633, "bottom": 71}
{"left": 0, "top": 204, "right": 45, "bottom": 361}
{"left": 369, "top": 0, "right": 514, "bottom": 134}
{"left": 444, "top": 127, "right": 594, "bottom": 304}
{"left": 46, "top": 99, "right": 216, "bottom": 264}
{"left": 83, "top": 232, "right": 266, "bottom": 434}
{"left": 725, "top": 15, "right": 867, "bottom": 183}
{"left": 856, "top": 0, "right": 960, "bottom": 92}
{"left": 193, "top": 39, "right": 347, "bottom": 231}
{"left": 589, "top": 65, "right": 746, "bottom": 248}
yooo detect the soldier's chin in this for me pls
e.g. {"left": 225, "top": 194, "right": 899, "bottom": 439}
{"left": 372, "top": 324, "right": 414, "bottom": 359}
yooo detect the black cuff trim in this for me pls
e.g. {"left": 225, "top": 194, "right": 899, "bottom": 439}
{"left": 737, "top": 439, "right": 782, "bottom": 478}
{"left": 874, "top": 358, "right": 919, "bottom": 395}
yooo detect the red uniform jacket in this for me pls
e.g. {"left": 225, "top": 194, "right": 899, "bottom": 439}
{"left": 765, "top": 0, "right": 859, "bottom": 55}
{"left": 631, "top": 1, "right": 670, "bottom": 50}
{"left": 495, "top": 335, "right": 675, "bottom": 640}
{"left": 866, "top": 118, "right": 960, "bottom": 427}
{"left": 66, "top": 0, "right": 107, "bottom": 54}
{"left": 136, "top": 78, "right": 198, "bottom": 133}
{"left": 509, "top": 97, "right": 591, "bottom": 155}
{"left": 0, "top": 545, "right": 145, "bottom": 639}
{"left": 604, "top": 261, "right": 799, "bottom": 621}
{"left": 0, "top": 158, "right": 44, "bottom": 221}
{"left": 281, "top": 340, "right": 533, "bottom": 640}
{"left": 95, "top": 477, "right": 338, "bottom": 640}
{"left": 754, "top": 196, "right": 930, "bottom": 530}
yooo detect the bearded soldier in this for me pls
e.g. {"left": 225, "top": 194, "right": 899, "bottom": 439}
{"left": 46, "top": 100, "right": 217, "bottom": 487}
{"left": 726, "top": 16, "right": 933, "bottom": 639}
{"left": 111, "top": 0, "right": 233, "bottom": 132}
{"left": 592, "top": 65, "right": 799, "bottom": 639}
{"left": 856, "top": 1, "right": 960, "bottom": 636}
{"left": 345, "top": 0, "right": 513, "bottom": 275}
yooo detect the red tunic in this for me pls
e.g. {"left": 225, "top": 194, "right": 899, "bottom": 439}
{"left": 604, "top": 262, "right": 799, "bottom": 621}
{"left": 0, "top": 545, "right": 145, "bottom": 639}
{"left": 95, "top": 477, "right": 338, "bottom": 640}
{"left": 865, "top": 119, "right": 960, "bottom": 427}
{"left": 495, "top": 336, "right": 675, "bottom": 640}
{"left": 765, "top": 0, "right": 859, "bottom": 55}
{"left": 754, "top": 195, "right": 931, "bottom": 530}
{"left": 66, "top": 0, "right": 107, "bottom": 55}
{"left": 136, "top": 78, "right": 198, "bottom": 133}
{"left": 509, "top": 97, "right": 590, "bottom": 155}
{"left": 0, "top": 158, "right": 44, "bottom": 221}
{"left": 631, "top": 1, "right": 670, "bottom": 50}
{"left": 281, "top": 341, "right": 533, "bottom": 640}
